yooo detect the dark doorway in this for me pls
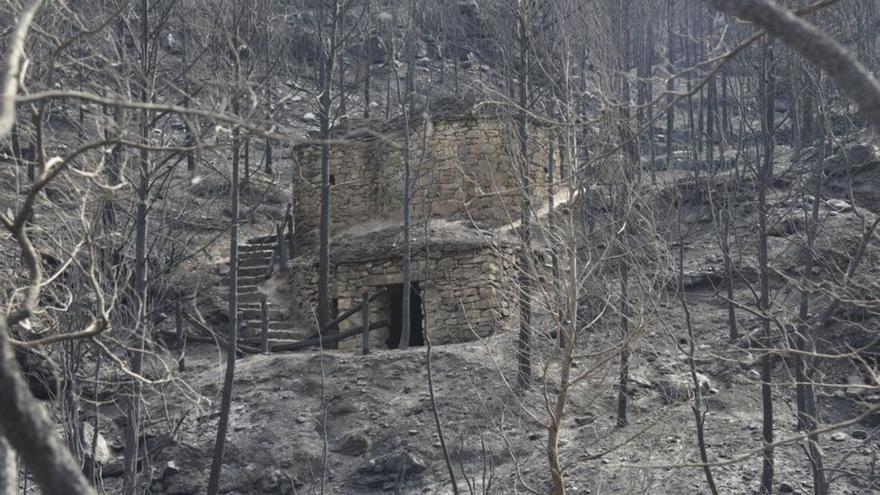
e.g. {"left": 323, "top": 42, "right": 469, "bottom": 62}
{"left": 386, "top": 282, "right": 424, "bottom": 348}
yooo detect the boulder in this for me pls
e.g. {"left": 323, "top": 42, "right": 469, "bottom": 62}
{"left": 846, "top": 373, "right": 867, "bottom": 396}
{"left": 458, "top": 0, "right": 479, "bottom": 17}
{"left": 655, "top": 372, "right": 712, "bottom": 403}
{"left": 824, "top": 142, "right": 878, "bottom": 175}
{"left": 335, "top": 430, "right": 371, "bottom": 456}
{"left": 160, "top": 32, "right": 183, "bottom": 55}
{"left": 355, "top": 452, "right": 427, "bottom": 488}
{"left": 348, "top": 35, "right": 386, "bottom": 64}
{"left": 825, "top": 198, "right": 854, "bottom": 213}
{"left": 82, "top": 422, "right": 111, "bottom": 465}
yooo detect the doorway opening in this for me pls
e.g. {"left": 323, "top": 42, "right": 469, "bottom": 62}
{"left": 386, "top": 282, "right": 424, "bottom": 348}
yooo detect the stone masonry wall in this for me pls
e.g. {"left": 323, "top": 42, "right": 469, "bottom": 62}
{"left": 331, "top": 246, "right": 518, "bottom": 349}
{"left": 292, "top": 117, "right": 556, "bottom": 244}
{"left": 287, "top": 256, "right": 323, "bottom": 324}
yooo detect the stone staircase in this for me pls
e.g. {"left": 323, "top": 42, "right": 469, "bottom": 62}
{"left": 235, "top": 239, "right": 307, "bottom": 349}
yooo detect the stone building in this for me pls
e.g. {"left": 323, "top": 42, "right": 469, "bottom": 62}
{"left": 286, "top": 101, "right": 556, "bottom": 349}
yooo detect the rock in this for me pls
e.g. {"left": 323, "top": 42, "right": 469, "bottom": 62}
{"left": 851, "top": 429, "right": 868, "bottom": 440}
{"left": 769, "top": 212, "right": 805, "bottom": 236}
{"left": 296, "top": 415, "right": 308, "bottom": 424}
{"left": 101, "top": 461, "right": 125, "bottom": 479}
{"left": 824, "top": 142, "right": 878, "bottom": 175}
{"left": 82, "top": 422, "right": 111, "bottom": 465}
{"left": 162, "top": 460, "right": 180, "bottom": 477}
{"left": 574, "top": 415, "right": 595, "bottom": 426}
{"left": 830, "top": 431, "right": 847, "bottom": 442}
{"left": 825, "top": 198, "right": 854, "bottom": 213}
{"left": 217, "top": 264, "right": 230, "bottom": 276}
{"left": 779, "top": 481, "right": 795, "bottom": 493}
{"left": 302, "top": 112, "right": 317, "bottom": 123}
{"left": 655, "top": 372, "right": 711, "bottom": 403}
{"left": 424, "top": 37, "right": 442, "bottom": 59}
{"left": 160, "top": 32, "right": 182, "bottom": 55}
{"left": 458, "top": 0, "right": 479, "bottom": 16}
{"left": 348, "top": 35, "right": 386, "bottom": 64}
{"left": 846, "top": 373, "right": 866, "bottom": 396}
{"left": 257, "top": 469, "right": 293, "bottom": 493}
{"left": 356, "top": 452, "right": 427, "bottom": 488}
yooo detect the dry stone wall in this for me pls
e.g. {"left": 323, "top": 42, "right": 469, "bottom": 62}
{"left": 292, "top": 116, "right": 556, "bottom": 244}
{"left": 287, "top": 256, "right": 323, "bottom": 324}
{"left": 332, "top": 245, "right": 518, "bottom": 348}
{"left": 285, "top": 244, "right": 517, "bottom": 349}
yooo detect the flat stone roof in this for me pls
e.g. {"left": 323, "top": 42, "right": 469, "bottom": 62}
{"left": 329, "top": 219, "right": 515, "bottom": 263}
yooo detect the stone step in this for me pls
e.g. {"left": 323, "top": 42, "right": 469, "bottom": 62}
{"left": 240, "top": 244, "right": 276, "bottom": 254}
{"left": 238, "top": 266, "right": 270, "bottom": 277}
{"left": 238, "top": 256, "right": 272, "bottom": 268}
{"left": 237, "top": 276, "right": 265, "bottom": 286}
{"left": 239, "top": 307, "right": 285, "bottom": 320}
{"left": 237, "top": 292, "right": 265, "bottom": 303}
{"left": 237, "top": 253, "right": 273, "bottom": 262}
{"left": 244, "top": 319, "right": 293, "bottom": 330}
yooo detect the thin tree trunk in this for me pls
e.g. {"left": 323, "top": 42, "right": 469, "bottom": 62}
{"left": 363, "top": 0, "right": 372, "bottom": 119}
{"left": 399, "top": 16, "right": 416, "bottom": 349}
{"left": 183, "top": 26, "right": 195, "bottom": 172}
{"left": 123, "top": 3, "right": 151, "bottom": 485}
{"left": 666, "top": 0, "right": 675, "bottom": 170}
{"left": 615, "top": 0, "right": 633, "bottom": 426}
{"left": 686, "top": 0, "right": 697, "bottom": 167}
{"left": 422, "top": 212, "right": 459, "bottom": 494}
{"left": 616, "top": 262, "right": 629, "bottom": 427}
{"left": 795, "top": 140, "right": 827, "bottom": 495}
{"left": 264, "top": 138, "right": 273, "bottom": 174}
{"left": 757, "top": 37, "right": 775, "bottom": 495}
{"left": 244, "top": 138, "right": 250, "bottom": 186}
{"left": 646, "top": 18, "right": 657, "bottom": 182}
{"left": 10, "top": 124, "right": 22, "bottom": 210}
{"left": 206, "top": 125, "right": 241, "bottom": 495}
{"left": 706, "top": 73, "right": 716, "bottom": 171}
{"left": 318, "top": 2, "right": 341, "bottom": 333}
{"left": 696, "top": 8, "right": 705, "bottom": 156}
{"left": 677, "top": 209, "right": 720, "bottom": 494}
{"left": 721, "top": 211, "right": 738, "bottom": 341}
{"left": 515, "top": 6, "right": 532, "bottom": 392}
